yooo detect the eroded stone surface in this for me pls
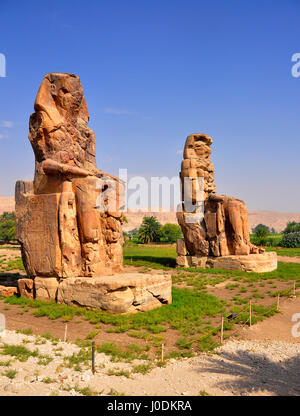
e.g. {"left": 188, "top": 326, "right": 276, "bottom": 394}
{"left": 34, "top": 277, "right": 59, "bottom": 302}
{"left": 56, "top": 273, "right": 172, "bottom": 314}
{"left": 17, "top": 278, "right": 34, "bottom": 299}
{"left": 207, "top": 252, "right": 277, "bottom": 272}
{"left": 16, "top": 73, "right": 124, "bottom": 279}
{"left": 0, "top": 286, "right": 18, "bottom": 297}
{"left": 177, "top": 252, "right": 277, "bottom": 272}
{"left": 176, "top": 134, "right": 277, "bottom": 272}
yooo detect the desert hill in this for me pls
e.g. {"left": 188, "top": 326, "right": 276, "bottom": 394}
{"left": 123, "top": 209, "right": 300, "bottom": 234}
{"left": 0, "top": 195, "right": 15, "bottom": 215}
{"left": 1, "top": 195, "right": 299, "bottom": 233}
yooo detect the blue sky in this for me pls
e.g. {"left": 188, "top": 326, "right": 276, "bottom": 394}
{"left": 0, "top": 0, "right": 299, "bottom": 211}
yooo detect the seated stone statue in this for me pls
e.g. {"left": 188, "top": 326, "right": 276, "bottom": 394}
{"left": 16, "top": 73, "right": 124, "bottom": 279}
{"left": 176, "top": 134, "right": 268, "bottom": 269}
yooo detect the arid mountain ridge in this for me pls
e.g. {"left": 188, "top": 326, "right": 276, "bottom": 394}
{"left": 1, "top": 196, "right": 299, "bottom": 233}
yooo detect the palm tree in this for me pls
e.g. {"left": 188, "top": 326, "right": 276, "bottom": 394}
{"left": 138, "top": 216, "right": 161, "bottom": 244}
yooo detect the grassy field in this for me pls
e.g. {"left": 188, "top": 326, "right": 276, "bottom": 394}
{"left": 265, "top": 247, "right": 300, "bottom": 257}
{"left": 250, "top": 233, "right": 283, "bottom": 246}
{"left": 0, "top": 244, "right": 299, "bottom": 363}
{"left": 124, "top": 244, "right": 177, "bottom": 269}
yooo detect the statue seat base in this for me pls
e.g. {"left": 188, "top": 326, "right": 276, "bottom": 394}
{"left": 31, "top": 273, "right": 172, "bottom": 314}
{"left": 176, "top": 252, "right": 277, "bottom": 273}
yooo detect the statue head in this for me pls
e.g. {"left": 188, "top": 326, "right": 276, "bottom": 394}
{"left": 183, "top": 134, "right": 212, "bottom": 160}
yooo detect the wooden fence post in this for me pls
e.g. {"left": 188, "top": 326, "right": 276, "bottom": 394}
{"left": 161, "top": 343, "right": 164, "bottom": 362}
{"left": 92, "top": 341, "right": 96, "bottom": 374}
{"left": 64, "top": 323, "right": 68, "bottom": 342}
{"left": 249, "top": 300, "right": 252, "bottom": 327}
{"left": 220, "top": 316, "right": 224, "bottom": 343}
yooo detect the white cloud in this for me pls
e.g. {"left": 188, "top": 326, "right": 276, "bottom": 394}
{"left": 104, "top": 107, "right": 135, "bottom": 115}
{"left": 1, "top": 120, "right": 13, "bottom": 128}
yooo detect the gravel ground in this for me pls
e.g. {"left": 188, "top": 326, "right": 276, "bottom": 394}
{"left": 0, "top": 330, "right": 299, "bottom": 396}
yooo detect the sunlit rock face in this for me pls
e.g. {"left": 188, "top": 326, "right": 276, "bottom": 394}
{"left": 176, "top": 133, "right": 277, "bottom": 272}
{"left": 16, "top": 73, "right": 124, "bottom": 279}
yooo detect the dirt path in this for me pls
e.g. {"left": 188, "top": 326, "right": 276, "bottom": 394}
{"left": 0, "top": 331, "right": 299, "bottom": 396}
{"left": 277, "top": 255, "right": 300, "bottom": 264}
{"left": 240, "top": 295, "right": 300, "bottom": 343}
{"left": 0, "top": 295, "right": 300, "bottom": 396}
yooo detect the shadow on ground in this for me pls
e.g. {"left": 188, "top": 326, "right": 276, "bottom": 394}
{"left": 124, "top": 255, "right": 176, "bottom": 268}
{"left": 198, "top": 349, "right": 300, "bottom": 395}
{"left": 0, "top": 272, "right": 25, "bottom": 283}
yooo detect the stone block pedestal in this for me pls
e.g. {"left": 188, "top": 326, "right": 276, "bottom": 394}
{"left": 33, "top": 273, "right": 172, "bottom": 314}
{"left": 176, "top": 251, "right": 277, "bottom": 273}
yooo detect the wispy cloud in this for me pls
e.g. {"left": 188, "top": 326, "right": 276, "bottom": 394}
{"left": 104, "top": 107, "right": 135, "bottom": 115}
{"left": 176, "top": 150, "right": 183, "bottom": 155}
{"left": 0, "top": 133, "right": 8, "bottom": 140}
{"left": 1, "top": 120, "right": 13, "bottom": 128}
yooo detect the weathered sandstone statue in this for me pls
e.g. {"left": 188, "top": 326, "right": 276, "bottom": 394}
{"left": 16, "top": 73, "right": 123, "bottom": 278}
{"left": 176, "top": 134, "right": 277, "bottom": 272}
{"left": 15, "top": 73, "right": 171, "bottom": 312}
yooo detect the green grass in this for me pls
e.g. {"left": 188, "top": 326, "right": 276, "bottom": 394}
{"left": 107, "top": 369, "right": 131, "bottom": 378}
{"left": 1, "top": 257, "right": 25, "bottom": 271}
{"left": 123, "top": 245, "right": 177, "bottom": 269}
{"left": 1, "top": 244, "right": 298, "bottom": 358}
{"left": 132, "top": 363, "right": 153, "bottom": 374}
{"left": 42, "top": 377, "right": 55, "bottom": 384}
{"left": 2, "top": 369, "right": 17, "bottom": 379}
{"left": 265, "top": 247, "right": 300, "bottom": 257}
{"left": 4, "top": 288, "right": 225, "bottom": 337}
{"left": 0, "top": 344, "right": 39, "bottom": 362}
{"left": 64, "top": 348, "right": 91, "bottom": 369}
{"left": 85, "top": 330, "right": 99, "bottom": 340}
{"left": 74, "top": 386, "right": 101, "bottom": 396}
{"left": 16, "top": 327, "right": 33, "bottom": 335}
{"left": 250, "top": 233, "right": 282, "bottom": 244}
{"left": 0, "top": 360, "right": 11, "bottom": 367}
{"left": 107, "top": 388, "right": 126, "bottom": 396}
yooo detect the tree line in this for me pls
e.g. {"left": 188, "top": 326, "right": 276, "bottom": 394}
{"left": 124, "top": 216, "right": 183, "bottom": 244}
{"left": 0, "top": 212, "right": 16, "bottom": 243}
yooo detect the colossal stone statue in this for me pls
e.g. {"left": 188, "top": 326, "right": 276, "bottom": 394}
{"left": 16, "top": 73, "right": 123, "bottom": 278}
{"left": 176, "top": 134, "right": 277, "bottom": 272}
{"left": 15, "top": 73, "right": 172, "bottom": 313}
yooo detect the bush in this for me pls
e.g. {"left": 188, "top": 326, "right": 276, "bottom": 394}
{"left": 253, "top": 224, "right": 269, "bottom": 246}
{"left": 252, "top": 224, "right": 270, "bottom": 235}
{"left": 283, "top": 221, "right": 300, "bottom": 234}
{"left": 159, "top": 223, "right": 183, "bottom": 243}
{"left": 0, "top": 212, "right": 16, "bottom": 243}
{"left": 281, "top": 232, "right": 300, "bottom": 248}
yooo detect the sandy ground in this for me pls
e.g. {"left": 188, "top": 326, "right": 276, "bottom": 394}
{"left": 0, "top": 251, "right": 299, "bottom": 396}
{"left": 0, "top": 300, "right": 300, "bottom": 396}
{"left": 277, "top": 255, "right": 300, "bottom": 263}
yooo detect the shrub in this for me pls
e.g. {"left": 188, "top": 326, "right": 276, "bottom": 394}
{"left": 252, "top": 224, "right": 270, "bottom": 235}
{"left": 283, "top": 221, "right": 300, "bottom": 234}
{"left": 159, "top": 223, "right": 183, "bottom": 243}
{"left": 253, "top": 224, "right": 269, "bottom": 246}
{"left": 281, "top": 232, "right": 300, "bottom": 248}
{"left": 0, "top": 212, "right": 16, "bottom": 243}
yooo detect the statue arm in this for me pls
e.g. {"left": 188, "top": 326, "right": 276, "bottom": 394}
{"left": 41, "top": 159, "right": 124, "bottom": 184}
